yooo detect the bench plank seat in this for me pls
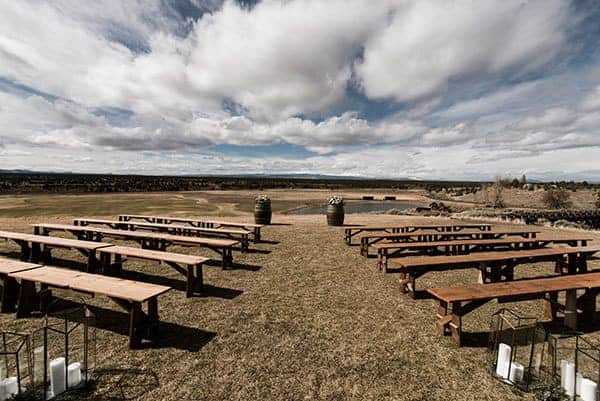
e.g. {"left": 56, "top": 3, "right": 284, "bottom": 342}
{"left": 391, "top": 246, "right": 600, "bottom": 297}
{"left": 374, "top": 237, "right": 592, "bottom": 270}
{"left": 428, "top": 272, "right": 600, "bottom": 346}
{"left": 10, "top": 266, "right": 170, "bottom": 348}
{"left": 98, "top": 246, "right": 209, "bottom": 297}
{"left": 344, "top": 223, "right": 492, "bottom": 245}
{"left": 0, "top": 257, "right": 42, "bottom": 313}
{"left": 0, "top": 230, "right": 112, "bottom": 271}
{"left": 119, "top": 214, "right": 264, "bottom": 242}
{"left": 32, "top": 224, "right": 237, "bottom": 268}
{"left": 359, "top": 229, "right": 540, "bottom": 257}
{"left": 74, "top": 218, "right": 251, "bottom": 251}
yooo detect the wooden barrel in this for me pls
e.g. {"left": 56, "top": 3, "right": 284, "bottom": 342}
{"left": 326, "top": 204, "right": 344, "bottom": 226}
{"left": 254, "top": 202, "right": 272, "bottom": 225}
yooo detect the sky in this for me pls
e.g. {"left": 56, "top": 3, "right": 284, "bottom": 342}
{"left": 1, "top": 0, "right": 600, "bottom": 181}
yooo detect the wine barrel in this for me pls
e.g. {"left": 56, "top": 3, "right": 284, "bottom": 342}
{"left": 254, "top": 202, "right": 272, "bottom": 225}
{"left": 326, "top": 204, "right": 344, "bottom": 226}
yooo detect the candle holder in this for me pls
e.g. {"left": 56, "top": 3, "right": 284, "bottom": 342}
{"left": 32, "top": 297, "right": 96, "bottom": 400}
{"left": 547, "top": 331, "right": 600, "bottom": 401}
{"left": 488, "top": 308, "right": 547, "bottom": 390}
{"left": 0, "top": 332, "right": 32, "bottom": 400}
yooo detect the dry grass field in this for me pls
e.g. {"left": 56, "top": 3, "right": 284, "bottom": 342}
{"left": 1, "top": 189, "right": 599, "bottom": 400}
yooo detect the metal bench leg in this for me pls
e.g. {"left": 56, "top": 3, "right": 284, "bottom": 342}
{"left": 223, "top": 248, "right": 233, "bottom": 270}
{"left": 254, "top": 227, "right": 261, "bottom": 242}
{"left": 19, "top": 241, "right": 31, "bottom": 262}
{"left": 186, "top": 264, "right": 204, "bottom": 297}
{"left": 578, "top": 289, "right": 598, "bottom": 325}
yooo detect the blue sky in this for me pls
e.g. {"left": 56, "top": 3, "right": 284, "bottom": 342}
{"left": 1, "top": 0, "right": 600, "bottom": 180}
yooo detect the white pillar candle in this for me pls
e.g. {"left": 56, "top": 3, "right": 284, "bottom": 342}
{"left": 67, "top": 362, "right": 82, "bottom": 388}
{"left": 509, "top": 362, "right": 524, "bottom": 383}
{"left": 0, "top": 378, "right": 9, "bottom": 401}
{"left": 581, "top": 378, "right": 598, "bottom": 401}
{"left": 561, "top": 360, "right": 569, "bottom": 389}
{"left": 3, "top": 377, "right": 17, "bottom": 398}
{"left": 578, "top": 373, "right": 584, "bottom": 397}
{"left": 563, "top": 361, "right": 576, "bottom": 396}
{"left": 50, "top": 357, "right": 66, "bottom": 397}
{"left": 496, "top": 343, "right": 512, "bottom": 379}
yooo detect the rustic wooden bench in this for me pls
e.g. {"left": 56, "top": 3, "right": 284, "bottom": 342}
{"left": 0, "top": 257, "right": 41, "bottom": 313}
{"left": 32, "top": 224, "right": 237, "bottom": 268}
{"left": 74, "top": 218, "right": 251, "bottom": 252}
{"left": 0, "top": 231, "right": 112, "bottom": 272}
{"left": 390, "top": 246, "right": 600, "bottom": 297}
{"left": 344, "top": 223, "right": 492, "bottom": 245}
{"left": 118, "top": 214, "right": 264, "bottom": 242}
{"left": 428, "top": 272, "right": 600, "bottom": 346}
{"left": 9, "top": 266, "right": 171, "bottom": 348}
{"left": 359, "top": 229, "right": 540, "bottom": 257}
{"left": 98, "top": 246, "right": 209, "bottom": 297}
{"left": 373, "top": 236, "right": 592, "bottom": 270}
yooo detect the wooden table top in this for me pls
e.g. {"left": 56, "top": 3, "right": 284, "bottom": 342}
{"left": 0, "top": 257, "right": 42, "bottom": 275}
{"left": 347, "top": 223, "right": 492, "bottom": 231}
{"left": 358, "top": 229, "right": 540, "bottom": 239}
{"left": 10, "top": 266, "right": 170, "bottom": 302}
{"left": 372, "top": 237, "right": 542, "bottom": 250}
{"left": 99, "top": 245, "right": 210, "bottom": 265}
{"left": 0, "top": 231, "right": 112, "bottom": 250}
{"left": 120, "top": 214, "right": 263, "bottom": 228}
{"left": 428, "top": 272, "right": 600, "bottom": 303}
{"left": 390, "top": 246, "right": 600, "bottom": 268}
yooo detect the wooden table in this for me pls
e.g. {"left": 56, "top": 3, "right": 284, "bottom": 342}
{"left": 118, "top": 214, "right": 264, "bottom": 242}
{"left": 0, "top": 257, "right": 41, "bottom": 312}
{"left": 0, "top": 231, "right": 112, "bottom": 272}
{"left": 74, "top": 218, "right": 251, "bottom": 251}
{"left": 344, "top": 223, "right": 492, "bottom": 245}
{"left": 390, "top": 246, "right": 600, "bottom": 298}
{"left": 359, "top": 229, "right": 540, "bottom": 257}
{"left": 98, "top": 246, "right": 210, "bottom": 297}
{"left": 33, "top": 224, "right": 237, "bottom": 269}
{"left": 10, "top": 266, "right": 171, "bottom": 348}
{"left": 374, "top": 236, "right": 592, "bottom": 270}
{"left": 429, "top": 272, "right": 600, "bottom": 346}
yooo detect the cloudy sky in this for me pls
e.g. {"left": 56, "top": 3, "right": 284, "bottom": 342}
{"left": 1, "top": 0, "right": 600, "bottom": 180}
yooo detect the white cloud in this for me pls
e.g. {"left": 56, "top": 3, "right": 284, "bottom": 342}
{"left": 356, "top": 0, "right": 570, "bottom": 102}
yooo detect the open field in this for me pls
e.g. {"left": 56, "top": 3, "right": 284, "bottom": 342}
{"left": 1, "top": 190, "right": 599, "bottom": 400}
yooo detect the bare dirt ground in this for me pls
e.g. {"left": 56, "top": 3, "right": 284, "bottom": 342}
{"left": 0, "top": 190, "right": 599, "bottom": 400}
{"left": 454, "top": 187, "right": 599, "bottom": 209}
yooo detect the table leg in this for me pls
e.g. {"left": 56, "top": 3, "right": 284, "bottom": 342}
{"left": 147, "top": 298, "right": 159, "bottom": 342}
{"left": 1, "top": 276, "right": 19, "bottom": 313}
{"left": 564, "top": 289, "right": 578, "bottom": 330}
{"left": 16, "top": 280, "right": 37, "bottom": 318}
{"left": 129, "top": 302, "right": 143, "bottom": 349}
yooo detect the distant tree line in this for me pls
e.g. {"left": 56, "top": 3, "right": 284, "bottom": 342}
{"left": 0, "top": 173, "right": 484, "bottom": 194}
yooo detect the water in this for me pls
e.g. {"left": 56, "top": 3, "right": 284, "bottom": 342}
{"left": 288, "top": 201, "right": 420, "bottom": 215}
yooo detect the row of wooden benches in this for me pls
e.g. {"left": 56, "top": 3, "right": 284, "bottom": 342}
{"left": 345, "top": 221, "right": 600, "bottom": 346}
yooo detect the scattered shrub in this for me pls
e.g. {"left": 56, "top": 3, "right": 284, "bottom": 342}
{"left": 542, "top": 188, "right": 572, "bottom": 209}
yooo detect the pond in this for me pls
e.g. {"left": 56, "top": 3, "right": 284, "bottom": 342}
{"left": 288, "top": 200, "right": 421, "bottom": 215}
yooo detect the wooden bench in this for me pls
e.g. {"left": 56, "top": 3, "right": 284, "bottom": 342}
{"left": 32, "top": 224, "right": 237, "bottom": 268}
{"left": 344, "top": 223, "right": 492, "bottom": 245}
{"left": 391, "top": 246, "right": 600, "bottom": 298}
{"left": 359, "top": 229, "right": 540, "bottom": 257}
{"left": 373, "top": 236, "right": 592, "bottom": 270}
{"left": 74, "top": 218, "right": 251, "bottom": 252}
{"left": 428, "top": 272, "right": 600, "bottom": 346}
{"left": 98, "top": 246, "right": 209, "bottom": 297}
{"left": 0, "top": 231, "right": 112, "bottom": 272}
{"left": 0, "top": 257, "right": 41, "bottom": 313}
{"left": 118, "top": 214, "right": 264, "bottom": 242}
{"left": 9, "top": 266, "right": 171, "bottom": 348}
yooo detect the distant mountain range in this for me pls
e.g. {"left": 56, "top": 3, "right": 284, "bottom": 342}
{"left": 0, "top": 169, "right": 597, "bottom": 183}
